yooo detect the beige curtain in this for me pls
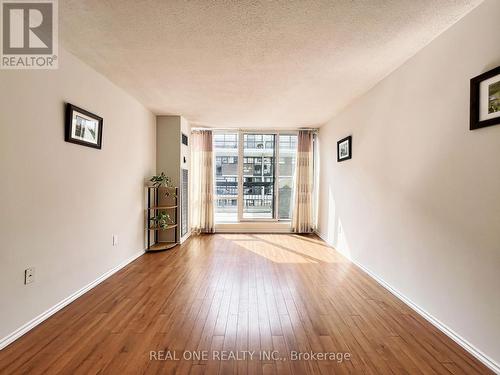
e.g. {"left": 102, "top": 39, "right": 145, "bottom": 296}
{"left": 292, "top": 130, "right": 314, "bottom": 233}
{"left": 191, "top": 130, "right": 215, "bottom": 233}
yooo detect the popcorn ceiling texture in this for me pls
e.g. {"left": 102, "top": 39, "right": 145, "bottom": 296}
{"left": 60, "top": 0, "right": 483, "bottom": 128}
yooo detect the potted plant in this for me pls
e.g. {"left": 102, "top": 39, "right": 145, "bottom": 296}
{"left": 150, "top": 210, "right": 175, "bottom": 230}
{"left": 149, "top": 172, "right": 176, "bottom": 197}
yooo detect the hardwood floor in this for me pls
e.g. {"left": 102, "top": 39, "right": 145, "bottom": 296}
{"left": 0, "top": 234, "right": 492, "bottom": 374}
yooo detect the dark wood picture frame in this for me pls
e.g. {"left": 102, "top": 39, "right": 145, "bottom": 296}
{"left": 470, "top": 66, "right": 500, "bottom": 130}
{"left": 337, "top": 135, "right": 352, "bottom": 162}
{"left": 65, "top": 103, "right": 103, "bottom": 149}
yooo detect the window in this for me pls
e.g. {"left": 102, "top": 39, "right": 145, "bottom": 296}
{"left": 278, "top": 135, "right": 297, "bottom": 219}
{"left": 214, "top": 133, "right": 238, "bottom": 149}
{"left": 214, "top": 133, "right": 238, "bottom": 222}
{"left": 214, "top": 132, "right": 298, "bottom": 223}
{"left": 243, "top": 134, "right": 275, "bottom": 219}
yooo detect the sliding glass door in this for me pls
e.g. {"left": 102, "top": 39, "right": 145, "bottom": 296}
{"left": 242, "top": 134, "right": 275, "bottom": 219}
{"left": 214, "top": 131, "right": 297, "bottom": 223}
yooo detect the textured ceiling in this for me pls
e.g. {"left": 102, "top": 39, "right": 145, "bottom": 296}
{"left": 60, "top": 0, "right": 482, "bottom": 128}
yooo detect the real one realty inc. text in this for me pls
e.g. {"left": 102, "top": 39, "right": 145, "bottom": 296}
{"left": 150, "top": 350, "right": 352, "bottom": 363}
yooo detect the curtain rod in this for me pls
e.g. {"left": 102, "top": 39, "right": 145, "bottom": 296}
{"left": 191, "top": 127, "right": 318, "bottom": 132}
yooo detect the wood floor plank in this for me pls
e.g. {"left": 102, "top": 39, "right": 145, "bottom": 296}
{"left": 0, "top": 234, "right": 493, "bottom": 374}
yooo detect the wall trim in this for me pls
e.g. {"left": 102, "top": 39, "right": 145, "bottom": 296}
{"left": 315, "top": 231, "right": 500, "bottom": 374}
{"left": 0, "top": 249, "right": 145, "bottom": 351}
{"left": 180, "top": 231, "right": 192, "bottom": 244}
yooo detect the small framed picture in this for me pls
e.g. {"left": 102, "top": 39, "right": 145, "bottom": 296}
{"left": 65, "top": 103, "right": 103, "bottom": 149}
{"left": 470, "top": 66, "right": 500, "bottom": 130}
{"left": 337, "top": 135, "right": 352, "bottom": 162}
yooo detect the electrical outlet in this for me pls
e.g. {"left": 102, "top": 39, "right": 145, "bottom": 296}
{"left": 25, "top": 267, "right": 35, "bottom": 285}
{"left": 112, "top": 235, "right": 119, "bottom": 246}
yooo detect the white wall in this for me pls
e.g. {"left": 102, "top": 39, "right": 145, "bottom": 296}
{"left": 318, "top": 0, "right": 500, "bottom": 370}
{"left": 156, "top": 115, "right": 181, "bottom": 242}
{"left": 0, "top": 48, "right": 156, "bottom": 343}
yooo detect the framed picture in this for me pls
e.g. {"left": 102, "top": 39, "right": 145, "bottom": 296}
{"left": 337, "top": 135, "right": 352, "bottom": 162}
{"left": 470, "top": 66, "right": 500, "bottom": 130}
{"left": 65, "top": 103, "right": 103, "bottom": 149}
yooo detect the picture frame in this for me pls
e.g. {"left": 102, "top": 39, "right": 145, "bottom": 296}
{"left": 65, "top": 103, "right": 103, "bottom": 149}
{"left": 337, "top": 135, "right": 352, "bottom": 162}
{"left": 470, "top": 66, "right": 500, "bottom": 130}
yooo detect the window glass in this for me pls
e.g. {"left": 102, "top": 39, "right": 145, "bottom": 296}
{"left": 213, "top": 133, "right": 297, "bottom": 222}
{"left": 278, "top": 135, "right": 297, "bottom": 220}
{"left": 243, "top": 134, "right": 275, "bottom": 219}
{"left": 214, "top": 133, "right": 238, "bottom": 222}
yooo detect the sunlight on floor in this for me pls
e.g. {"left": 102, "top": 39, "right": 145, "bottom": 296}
{"left": 219, "top": 234, "right": 254, "bottom": 241}
{"left": 236, "top": 240, "right": 317, "bottom": 264}
{"left": 220, "top": 234, "right": 347, "bottom": 264}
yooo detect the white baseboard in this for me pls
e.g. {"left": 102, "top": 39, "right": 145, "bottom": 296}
{"left": 315, "top": 231, "right": 500, "bottom": 374}
{"left": 0, "top": 249, "right": 145, "bottom": 351}
{"left": 180, "top": 231, "right": 191, "bottom": 243}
